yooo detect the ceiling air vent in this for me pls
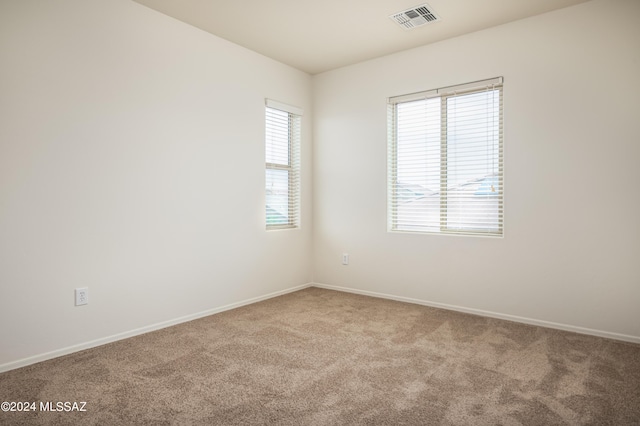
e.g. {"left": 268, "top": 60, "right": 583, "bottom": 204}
{"left": 390, "top": 3, "right": 440, "bottom": 30}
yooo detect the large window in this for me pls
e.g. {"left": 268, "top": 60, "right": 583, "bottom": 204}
{"left": 265, "top": 99, "right": 302, "bottom": 229}
{"left": 387, "top": 77, "right": 503, "bottom": 236}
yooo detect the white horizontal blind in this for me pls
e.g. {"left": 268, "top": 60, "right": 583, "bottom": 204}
{"left": 265, "top": 101, "right": 301, "bottom": 229}
{"left": 388, "top": 78, "right": 503, "bottom": 236}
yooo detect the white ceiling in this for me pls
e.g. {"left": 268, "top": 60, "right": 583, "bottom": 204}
{"left": 132, "top": 0, "right": 591, "bottom": 75}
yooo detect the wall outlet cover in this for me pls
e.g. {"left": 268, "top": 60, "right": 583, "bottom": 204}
{"left": 75, "top": 288, "right": 88, "bottom": 306}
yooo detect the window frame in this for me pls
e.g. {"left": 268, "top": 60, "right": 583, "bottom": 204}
{"left": 265, "top": 99, "right": 302, "bottom": 230}
{"left": 387, "top": 77, "right": 504, "bottom": 237}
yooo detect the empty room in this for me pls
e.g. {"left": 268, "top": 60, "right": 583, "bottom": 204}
{"left": 1, "top": 0, "right": 639, "bottom": 424}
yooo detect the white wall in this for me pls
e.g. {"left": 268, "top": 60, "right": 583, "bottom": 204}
{"left": 312, "top": 0, "right": 640, "bottom": 340}
{"left": 0, "top": 0, "right": 313, "bottom": 369}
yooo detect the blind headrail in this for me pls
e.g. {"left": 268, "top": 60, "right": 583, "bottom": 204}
{"left": 265, "top": 99, "right": 303, "bottom": 116}
{"left": 388, "top": 77, "right": 503, "bottom": 104}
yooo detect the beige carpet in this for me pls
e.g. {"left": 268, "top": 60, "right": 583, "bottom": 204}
{"left": 1, "top": 287, "right": 639, "bottom": 425}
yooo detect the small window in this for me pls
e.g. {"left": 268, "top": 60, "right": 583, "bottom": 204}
{"left": 265, "top": 100, "right": 302, "bottom": 229}
{"left": 388, "top": 77, "right": 503, "bottom": 236}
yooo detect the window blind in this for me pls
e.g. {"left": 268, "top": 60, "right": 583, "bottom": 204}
{"left": 265, "top": 100, "right": 301, "bottom": 229}
{"left": 387, "top": 77, "right": 503, "bottom": 236}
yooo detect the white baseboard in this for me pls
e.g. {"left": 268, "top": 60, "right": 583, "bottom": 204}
{"left": 311, "top": 282, "right": 640, "bottom": 344}
{"left": 3, "top": 281, "right": 636, "bottom": 374}
{"left": 0, "top": 283, "right": 312, "bottom": 374}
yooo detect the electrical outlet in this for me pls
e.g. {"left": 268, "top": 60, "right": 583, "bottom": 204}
{"left": 342, "top": 253, "right": 349, "bottom": 265}
{"left": 75, "top": 288, "right": 88, "bottom": 306}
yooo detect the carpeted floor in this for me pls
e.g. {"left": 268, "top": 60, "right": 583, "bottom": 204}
{"left": 1, "top": 287, "right": 639, "bottom": 425}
